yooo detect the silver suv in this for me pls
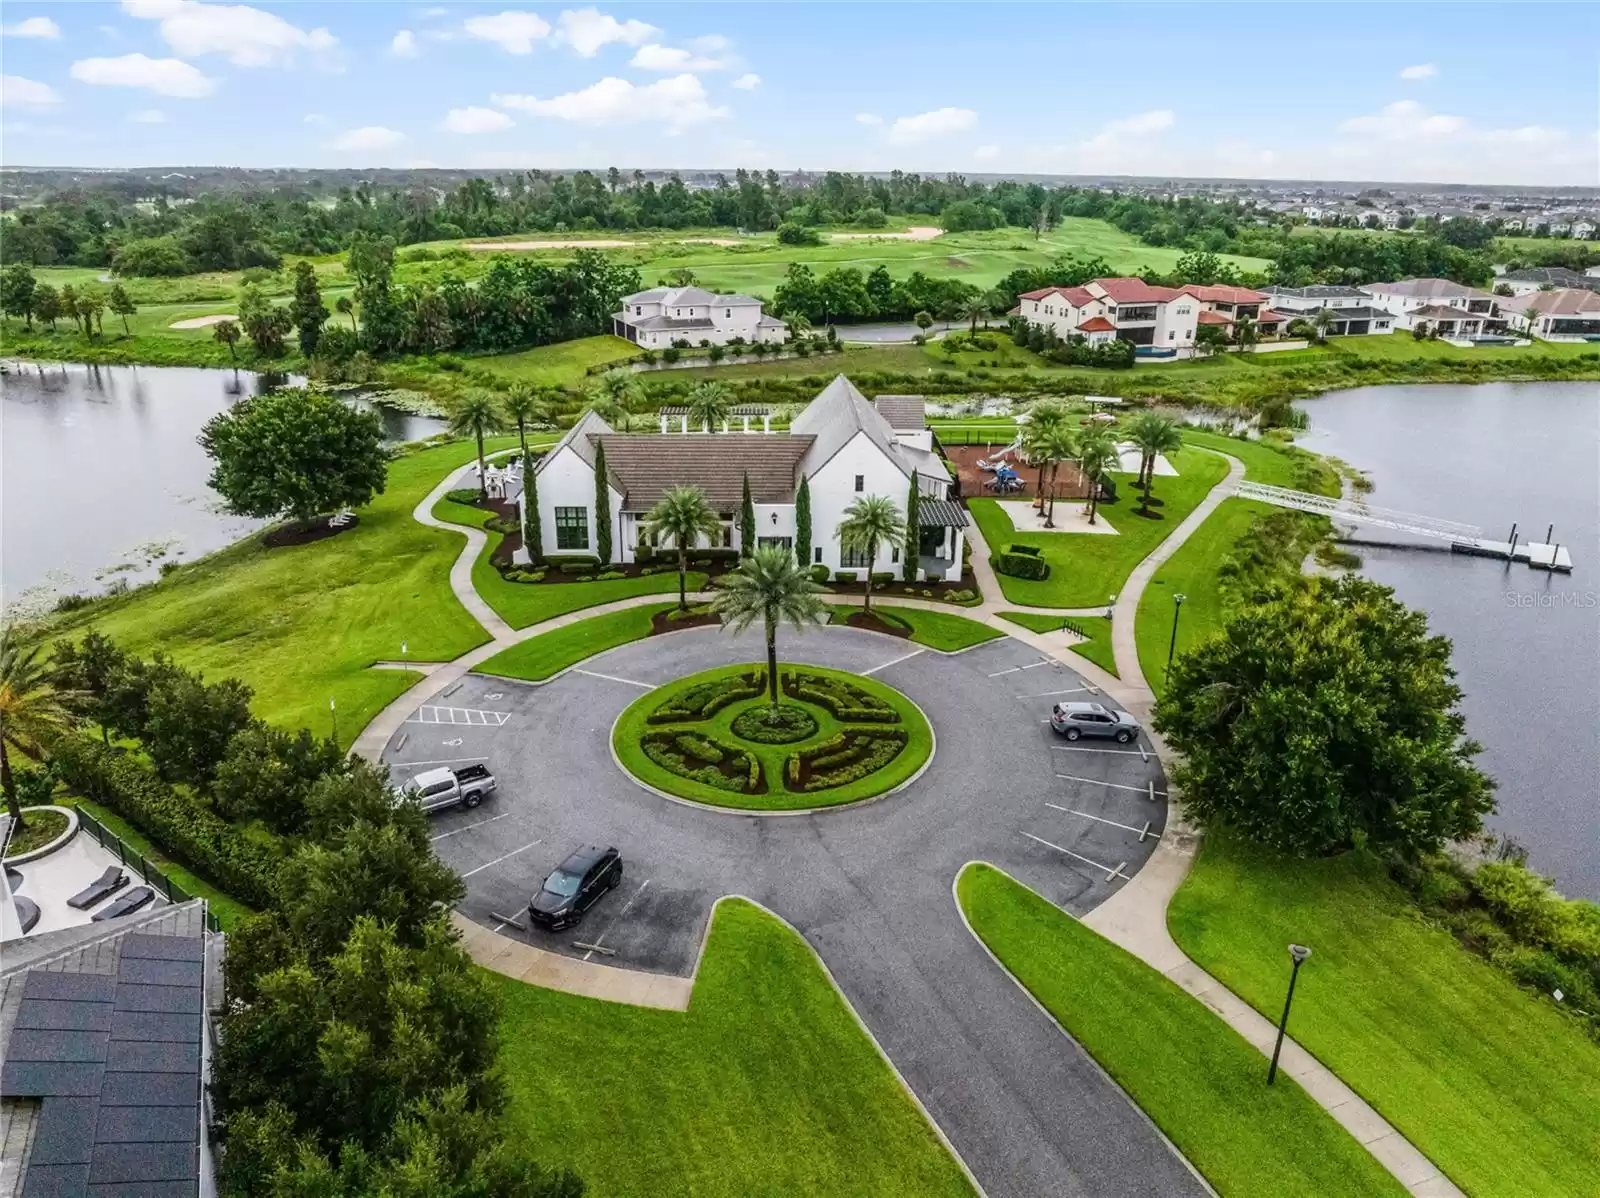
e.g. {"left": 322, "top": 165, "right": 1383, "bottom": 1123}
{"left": 1050, "top": 701, "right": 1141, "bottom": 744}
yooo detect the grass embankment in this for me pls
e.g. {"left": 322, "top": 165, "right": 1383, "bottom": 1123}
{"left": 48, "top": 438, "right": 522, "bottom": 746}
{"left": 1135, "top": 433, "right": 1337, "bottom": 697}
{"left": 1169, "top": 833, "right": 1600, "bottom": 1196}
{"left": 430, "top": 494, "right": 696, "bottom": 629}
{"left": 829, "top": 604, "right": 1001, "bottom": 652}
{"left": 957, "top": 865, "right": 1404, "bottom": 1198}
{"left": 60, "top": 795, "right": 254, "bottom": 930}
{"left": 612, "top": 663, "right": 933, "bottom": 811}
{"left": 496, "top": 898, "right": 975, "bottom": 1198}
{"left": 470, "top": 334, "right": 642, "bottom": 386}
{"left": 970, "top": 447, "right": 1230, "bottom": 609}
{"left": 475, "top": 602, "right": 679, "bottom": 681}
{"left": 996, "top": 611, "right": 1117, "bottom": 676}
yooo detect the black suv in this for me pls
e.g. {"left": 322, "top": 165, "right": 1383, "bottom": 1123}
{"left": 528, "top": 845, "right": 623, "bottom": 931}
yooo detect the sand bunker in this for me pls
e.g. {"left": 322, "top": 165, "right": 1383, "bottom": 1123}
{"left": 678, "top": 237, "right": 740, "bottom": 246}
{"left": 830, "top": 226, "right": 944, "bottom": 242}
{"left": 168, "top": 313, "right": 236, "bottom": 329}
{"left": 463, "top": 239, "right": 642, "bottom": 251}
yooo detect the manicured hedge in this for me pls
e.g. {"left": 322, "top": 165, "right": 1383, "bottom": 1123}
{"left": 51, "top": 737, "right": 282, "bottom": 909}
{"left": 993, "top": 551, "right": 1051, "bottom": 581}
{"left": 731, "top": 704, "right": 818, "bottom": 745}
{"left": 641, "top": 731, "right": 761, "bottom": 793}
{"left": 782, "top": 670, "right": 899, "bottom": 723}
{"left": 786, "top": 729, "right": 909, "bottom": 792}
{"left": 649, "top": 670, "right": 766, "bottom": 723}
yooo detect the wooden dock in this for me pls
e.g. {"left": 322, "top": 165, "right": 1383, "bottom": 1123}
{"left": 1450, "top": 539, "right": 1574, "bottom": 572}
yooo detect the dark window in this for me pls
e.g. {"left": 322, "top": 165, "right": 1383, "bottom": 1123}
{"left": 722, "top": 525, "right": 732, "bottom": 548}
{"left": 854, "top": 475, "right": 864, "bottom": 492}
{"left": 891, "top": 547, "right": 899, "bottom": 563}
{"left": 841, "top": 544, "right": 872, "bottom": 568}
{"left": 814, "top": 547, "right": 823, "bottom": 564}
{"left": 555, "top": 507, "right": 588, "bottom": 550}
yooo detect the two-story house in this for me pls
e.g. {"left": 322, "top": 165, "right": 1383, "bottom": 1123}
{"left": 1258, "top": 285, "right": 1395, "bottom": 335}
{"left": 612, "top": 285, "right": 788, "bottom": 350}
{"left": 1360, "top": 278, "right": 1505, "bottom": 332}
{"left": 1016, "top": 278, "right": 1200, "bottom": 349}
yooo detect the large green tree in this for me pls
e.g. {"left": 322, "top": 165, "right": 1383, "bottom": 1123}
{"left": 836, "top": 494, "right": 905, "bottom": 613}
{"left": 739, "top": 472, "right": 756, "bottom": 558}
{"left": 30, "top": 283, "right": 60, "bottom": 331}
{"left": 1125, "top": 412, "right": 1183, "bottom": 515}
{"left": 644, "top": 485, "right": 722, "bottom": 610}
{"left": 290, "top": 260, "right": 330, "bottom": 357}
{"left": 711, "top": 546, "right": 827, "bottom": 715}
{"left": 794, "top": 475, "right": 812, "bottom": 570}
{"left": 686, "top": 380, "right": 732, "bottom": 433}
{"left": 593, "top": 440, "right": 613, "bottom": 564}
{"left": 199, "top": 388, "right": 388, "bottom": 528}
{"left": 1154, "top": 575, "right": 1495, "bottom": 858}
{"left": 446, "top": 389, "right": 503, "bottom": 501}
{"left": 238, "top": 282, "right": 291, "bottom": 357}
{"left": 1, "top": 262, "right": 36, "bottom": 329}
{"left": 107, "top": 282, "right": 137, "bottom": 334}
{"left": 1076, "top": 429, "right": 1121, "bottom": 526}
{"left": 902, "top": 472, "right": 921, "bottom": 581}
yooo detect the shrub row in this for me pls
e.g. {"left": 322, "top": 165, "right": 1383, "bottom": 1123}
{"left": 785, "top": 729, "right": 909, "bottom": 793}
{"left": 641, "top": 732, "right": 760, "bottom": 793}
{"left": 51, "top": 737, "right": 281, "bottom": 909}
{"left": 993, "top": 550, "right": 1050, "bottom": 581}
{"left": 730, "top": 704, "right": 818, "bottom": 745}
{"left": 781, "top": 670, "right": 899, "bottom": 724}
{"left": 648, "top": 670, "right": 766, "bottom": 723}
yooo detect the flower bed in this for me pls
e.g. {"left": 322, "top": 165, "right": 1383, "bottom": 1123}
{"left": 613, "top": 664, "right": 933, "bottom": 812}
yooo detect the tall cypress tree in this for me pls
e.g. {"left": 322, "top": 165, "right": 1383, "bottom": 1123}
{"left": 795, "top": 475, "right": 812, "bottom": 570}
{"left": 522, "top": 452, "right": 543, "bottom": 565}
{"left": 739, "top": 472, "right": 756, "bottom": 558}
{"left": 902, "top": 471, "right": 921, "bottom": 581}
{"left": 594, "top": 441, "right": 612, "bottom": 564}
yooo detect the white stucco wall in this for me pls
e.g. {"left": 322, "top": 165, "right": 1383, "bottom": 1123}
{"left": 808, "top": 432, "right": 910, "bottom": 575}
{"left": 525, "top": 445, "right": 623, "bottom": 563}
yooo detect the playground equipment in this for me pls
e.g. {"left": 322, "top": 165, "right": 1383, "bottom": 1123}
{"left": 976, "top": 433, "right": 1023, "bottom": 472}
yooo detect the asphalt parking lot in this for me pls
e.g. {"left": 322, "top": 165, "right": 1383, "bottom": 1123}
{"left": 381, "top": 625, "right": 1198, "bottom": 1197}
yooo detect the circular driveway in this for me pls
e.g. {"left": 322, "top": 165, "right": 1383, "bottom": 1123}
{"left": 381, "top": 624, "right": 1201, "bottom": 1198}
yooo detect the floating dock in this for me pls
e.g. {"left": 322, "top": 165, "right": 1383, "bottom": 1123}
{"left": 1450, "top": 539, "right": 1574, "bottom": 572}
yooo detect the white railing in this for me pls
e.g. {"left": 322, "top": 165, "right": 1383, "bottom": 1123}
{"left": 1234, "top": 481, "right": 1484, "bottom": 541}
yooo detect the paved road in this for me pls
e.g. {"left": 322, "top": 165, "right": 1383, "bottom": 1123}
{"left": 384, "top": 626, "right": 1204, "bottom": 1198}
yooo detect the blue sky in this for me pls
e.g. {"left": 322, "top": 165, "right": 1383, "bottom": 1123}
{"left": 2, "top": 2, "right": 1596, "bottom": 185}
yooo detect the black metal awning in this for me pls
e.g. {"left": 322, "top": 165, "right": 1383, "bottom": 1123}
{"left": 918, "top": 500, "right": 970, "bottom": 528}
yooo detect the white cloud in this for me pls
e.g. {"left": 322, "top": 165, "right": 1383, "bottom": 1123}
{"left": 2, "top": 16, "right": 61, "bottom": 39}
{"left": 1339, "top": 100, "right": 1466, "bottom": 140}
{"left": 1078, "top": 108, "right": 1175, "bottom": 155}
{"left": 1, "top": 75, "right": 62, "bottom": 109}
{"left": 855, "top": 112, "right": 882, "bottom": 126}
{"left": 462, "top": 10, "right": 551, "bottom": 54}
{"left": 330, "top": 125, "right": 406, "bottom": 152}
{"left": 391, "top": 29, "right": 419, "bottom": 57}
{"left": 121, "top": 0, "right": 337, "bottom": 68}
{"left": 303, "top": 111, "right": 326, "bottom": 124}
{"left": 129, "top": 107, "right": 166, "bottom": 122}
{"left": 886, "top": 106, "right": 976, "bottom": 145}
{"left": 974, "top": 144, "right": 1000, "bottom": 163}
{"left": 1399, "top": 63, "right": 1437, "bottom": 80}
{"left": 442, "top": 105, "right": 513, "bottom": 133}
{"left": 70, "top": 54, "right": 216, "bottom": 97}
{"left": 554, "top": 8, "right": 658, "bottom": 56}
{"left": 732, "top": 73, "right": 760, "bottom": 90}
{"left": 630, "top": 43, "right": 733, "bottom": 71}
{"left": 495, "top": 73, "right": 727, "bottom": 132}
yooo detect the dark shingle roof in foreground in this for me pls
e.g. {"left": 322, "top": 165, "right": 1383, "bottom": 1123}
{"left": 594, "top": 433, "right": 816, "bottom": 512}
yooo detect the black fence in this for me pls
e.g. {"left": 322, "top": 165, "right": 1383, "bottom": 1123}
{"left": 76, "top": 809, "right": 223, "bottom": 934}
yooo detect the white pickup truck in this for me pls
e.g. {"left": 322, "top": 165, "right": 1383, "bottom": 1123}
{"left": 405, "top": 763, "right": 497, "bottom": 813}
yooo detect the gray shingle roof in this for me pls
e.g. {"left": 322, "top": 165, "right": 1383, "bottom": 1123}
{"left": 536, "top": 408, "right": 614, "bottom": 477}
{"left": 792, "top": 376, "right": 911, "bottom": 484}
{"left": 1260, "top": 284, "right": 1369, "bottom": 300}
{"left": 872, "top": 394, "right": 926, "bottom": 430}
{"left": 620, "top": 286, "right": 762, "bottom": 307}
{"left": 595, "top": 434, "right": 815, "bottom": 512}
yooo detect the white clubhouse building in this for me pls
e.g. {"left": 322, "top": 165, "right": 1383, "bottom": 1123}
{"left": 611, "top": 285, "right": 789, "bottom": 350}
{"left": 522, "top": 376, "right": 967, "bottom": 578}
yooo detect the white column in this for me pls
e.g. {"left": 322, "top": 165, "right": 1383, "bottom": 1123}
{"left": 742, "top": 415, "right": 750, "bottom": 434}
{"left": 762, "top": 413, "right": 771, "bottom": 434}
{"left": 680, "top": 415, "right": 689, "bottom": 434}
{"left": 660, "top": 414, "right": 669, "bottom": 435}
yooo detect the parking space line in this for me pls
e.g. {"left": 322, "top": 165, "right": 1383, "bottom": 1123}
{"left": 862, "top": 648, "right": 925, "bottom": 676}
{"left": 430, "top": 812, "right": 510, "bottom": 842}
{"left": 1055, "top": 773, "right": 1169, "bottom": 797}
{"left": 460, "top": 839, "right": 542, "bottom": 879}
{"left": 1017, "top": 687, "right": 1091, "bottom": 699}
{"left": 1051, "top": 745, "right": 1148, "bottom": 757}
{"left": 409, "top": 705, "right": 513, "bottom": 727}
{"left": 582, "top": 879, "right": 651, "bottom": 962}
{"left": 1045, "top": 803, "right": 1157, "bottom": 838}
{"left": 987, "top": 659, "right": 1052, "bottom": 677}
{"left": 1021, "top": 832, "right": 1128, "bottom": 882}
{"left": 395, "top": 755, "right": 489, "bottom": 768}
{"left": 573, "top": 668, "right": 654, "bottom": 689}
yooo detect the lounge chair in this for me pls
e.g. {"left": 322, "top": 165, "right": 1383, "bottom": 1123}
{"left": 67, "top": 866, "right": 127, "bottom": 910}
{"left": 14, "top": 896, "right": 40, "bottom": 934}
{"left": 91, "top": 886, "right": 154, "bottom": 921}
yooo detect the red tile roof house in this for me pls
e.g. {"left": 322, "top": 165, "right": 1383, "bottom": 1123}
{"left": 1016, "top": 278, "right": 1202, "bottom": 350}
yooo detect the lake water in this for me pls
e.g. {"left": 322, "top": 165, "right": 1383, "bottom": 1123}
{"left": 1, "top": 362, "right": 446, "bottom": 609}
{"left": 1298, "top": 382, "right": 1599, "bottom": 898}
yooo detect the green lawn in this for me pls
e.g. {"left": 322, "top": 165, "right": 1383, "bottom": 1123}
{"left": 50, "top": 438, "right": 522, "bottom": 746}
{"left": 611, "top": 663, "right": 933, "bottom": 810}
{"left": 1168, "top": 833, "right": 1600, "bottom": 1197}
{"left": 430, "top": 494, "right": 698, "bottom": 629}
{"left": 471, "top": 334, "right": 643, "bottom": 387}
{"left": 829, "top": 604, "right": 1001, "bottom": 652}
{"left": 496, "top": 898, "right": 975, "bottom": 1198}
{"left": 476, "top": 602, "right": 678, "bottom": 681}
{"left": 958, "top": 864, "right": 1404, "bottom": 1198}
{"left": 996, "top": 611, "right": 1118, "bottom": 676}
{"left": 970, "top": 447, "right": 1230, "bottom": 608}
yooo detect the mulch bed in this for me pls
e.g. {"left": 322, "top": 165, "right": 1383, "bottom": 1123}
{"left": 945, "top": 444, "right": 1090, "bottom": 501}
{"left": 825, "top": 572, "right": 980, "bottom": 604}
{"left": 844, "top": 610, "right": 911, "bottom": 638}
{"left": 262, "top": 515, "right": 360, "bottom": 548}
{"left": 650, "top": 609, "right": 721, "bottom": 635}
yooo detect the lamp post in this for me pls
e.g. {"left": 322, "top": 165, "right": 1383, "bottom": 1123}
{"left": 1267, "top": 943, "right": 1312, "bottom": 1085}
{"left": 1165, "top": 592, "right": 1186, "bottom": 678}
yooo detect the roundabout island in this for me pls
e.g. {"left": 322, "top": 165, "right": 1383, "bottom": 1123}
{"left": 612, "top": 663, "right": 934, "bottom": 810}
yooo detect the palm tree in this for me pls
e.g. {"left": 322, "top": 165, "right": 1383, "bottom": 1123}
{"left": 1076, "top": 429, "right": 1121, "bottom": 526}
{"left": 1022, "top": 399, "right": 1070, "bottom": 513}
{"left": 685, "top": 381, "right": 733, "bottom": 433}
{"left": 447, "top": 389, "right": 504, "bottom": 501}
{"left": 501, "top": 384, "right": 552, "bottom": 460}
{"left": 586, "top": 393, "right": 632, "bottom": 431}
{"left": 1311, "top": 307, "right": 1336, "bottom": 344}
{"left": 786, "top": 312, "right": 812, "bottom": 342}
{"left": 1030, "top": 423, "right": 1079, "bottom": 527}
{"left": 1235, "top": 314, "right": 1258, "bottom": 353}
{"left": 213, "top": 319, "right": 241, "bottom": 363}
{"left": 1126, "top": 413, "right": 1183, "bottom": 515}
{"left": 0, "top": 626, "right": 84, "bottom": 831}
{"left": 962, "top": 298, "right": 989, "bottom": 336}
{"left": 592, "top": 367, "right": 644, "bottom": 412}
{"left": 711, "top": 546, "right": 827, "bottom": 717}
{"left": 836, "top": 494, "right": 905, "bottom": 614}
{"left": 1521, "top": 305, "right": 1540, "bottom": 338}
{"left": 644, "top": 485, "right": 723, "bottom": 610}
{"left": 335, "top": 295, "right": 356, "bottom": 332}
